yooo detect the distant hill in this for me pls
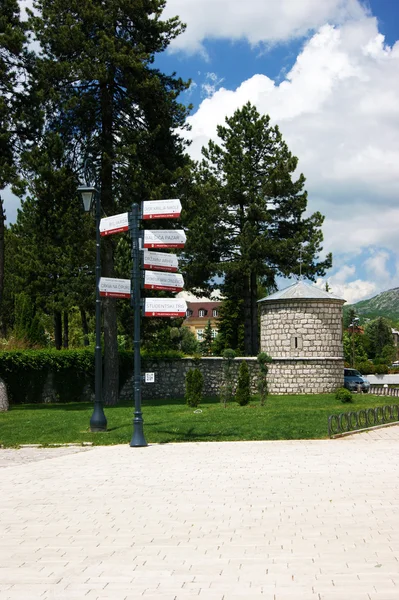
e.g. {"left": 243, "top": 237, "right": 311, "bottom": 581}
{"left": 344, "top": 287, "right": 399, "bottom": 323}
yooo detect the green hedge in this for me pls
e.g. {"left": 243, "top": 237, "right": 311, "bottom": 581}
{"left": 0, "top": 348, "right": 183, "bottom": 405}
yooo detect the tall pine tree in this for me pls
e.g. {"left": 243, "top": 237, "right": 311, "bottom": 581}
{"left": 183, "top": 103, "right": 332, "bottom": 356}
{"left": 27, "top": 0, "right": 191, "bottom": 403}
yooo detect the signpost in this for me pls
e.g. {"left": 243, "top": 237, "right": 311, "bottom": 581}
{"left": 142, "top": 199, "right": 181, "bottom": 220}
{"left": 143, "top": 229, "right": 186, "bottom": 249}
{"left": 143, "top": 249, "right": 178, "bottom": 272}
{"left": 144, "top": 270, "right": 184, "bottom": 292}
{"left": 143, "top": 298, "right": 187, "bottom": 318}
{"left": 100, "top": 212, "right": 129, "bottom": 236}
{"left": 99, "top": 277, "right": 131, "bottom": 298}
{"left": 95, "top": 197, "right": 185, "bottom": 448}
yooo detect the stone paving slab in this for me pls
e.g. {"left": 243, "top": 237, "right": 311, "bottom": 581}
{"left": 0, "top": 426, "right": 398, "bottom": 599}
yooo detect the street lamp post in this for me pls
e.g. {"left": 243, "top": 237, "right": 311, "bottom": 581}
{"left": 78, "top": 177, "right": 107, "bottom": 433}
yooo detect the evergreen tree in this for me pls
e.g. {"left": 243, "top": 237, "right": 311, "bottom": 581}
{"left": 26, "top": 0, "right": 191, "bottom": 403}
{"left": 364, "top": 317, "right": 394, "bottom": 359}
{"left": 201, "top": 319, "right": 213, "bottom": 355}
{"left": 11, "top": 132, "right": 95, "bottom": 348}
{"left": 183, "top": 103, "right": 332, "bottom": 356}
{"left": 0, "top": 0, "right": 26, "bottom": 309}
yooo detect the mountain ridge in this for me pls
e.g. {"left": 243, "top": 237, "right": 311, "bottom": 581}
{"left": 344, "top": 287, "right": 399, "bottom": 323}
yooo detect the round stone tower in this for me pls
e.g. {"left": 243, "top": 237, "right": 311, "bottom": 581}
{"left": 258, "top": 280, "right": 346, "bottom": 394}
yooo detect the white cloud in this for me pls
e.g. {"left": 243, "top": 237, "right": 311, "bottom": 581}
{"left": 316, "top": 266, "right": 377, "bottom": 304}
{"left": 164, "top": 0, "right": 367, "bottom": 54}
{"left": 364, "top": 250, "right": 390, "bottom": 281}
{"left": 183, "top": 16, "right": 399, "bottom": 280}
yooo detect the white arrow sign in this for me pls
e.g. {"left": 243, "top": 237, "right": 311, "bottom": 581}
{"left": 99, "top": 277, "right": 131, "bottom": 298}
{"left": 144, "top": 270, "right": 184, "bottom": 292}
{"left": 100, "top": 212, "right": 129, "bottom": 236}
{"left": 143, "top": 249, "right": 179, "bottom": 272}
{"left": 142, "top": 199, "right": 182, "bottom": 220}
{"left": 144, "top": 298, "right": 187, "bottom": 318}
{"left": 143, "top": 230, "right": 186, "bottom": 249}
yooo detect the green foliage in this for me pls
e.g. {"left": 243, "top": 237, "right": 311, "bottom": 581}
{"left": 185, "top": 368, "right": 203, "bottom": 408}
{"left": 364, "top": 317, "right": 394, "bottom": 359}
{"left": 201, "top": 319, "right": 213, "bottom": 355}
{"left": 183, "top": 102, "right": 332, "bottom": 355}
{"left": 356, "top": 361, "right": 375, "bottom": 375}
{"left": 257, "top": 352, "right": 273, "bottom": 406}
{"left": 335, "top": 388, "right": 353, "bottom": 403}
{"left": 220, "top": 348, "right": 236, "bottom": 408}
{"left": 13, "top": 292, "right": 46, "bottom": 346}
{"left": 236, "top": 361, "right": 250, "bottom": 406}
{"left": 374, "top": 364, "right": 389, "bottom": 375}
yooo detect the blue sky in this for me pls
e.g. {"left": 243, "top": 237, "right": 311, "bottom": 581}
{"left": 10, "top": 0, "right": 399, "bottom": 304}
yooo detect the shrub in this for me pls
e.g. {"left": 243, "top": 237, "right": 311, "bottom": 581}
{"left": 185, "top": 368, "right": 203, "bottom": 408}
{"left": 374, "top": 364, "right": 389, "bottom": 375}
{"left": 335, "top": 387, "right": 353, "bottom": 403}
{"left": 220, "top": 349, "right": 235, "bottom": 408}
{"left": 236, "top": 361, "right": 250, "bottom": 406}
{"left": 257, "top": 352, "right": 273, "bottom": 406}
{"left": 356, "top": 361, "right": 375, "bottom": 375}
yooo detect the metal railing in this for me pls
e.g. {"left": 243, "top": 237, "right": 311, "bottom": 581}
{"left": 328, "top": 404, "right": 399, "bottom": 437}
{"left": 371, "top": 386, "right": 399, "bottom": 397}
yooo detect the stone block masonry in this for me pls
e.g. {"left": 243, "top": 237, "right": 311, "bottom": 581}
{"left": 118, "top": 356, "right": 344, "bottom": 400}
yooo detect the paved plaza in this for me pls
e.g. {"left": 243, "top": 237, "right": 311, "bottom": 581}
{"left": 1, "top": 427, "right": 399, "bottom": 600}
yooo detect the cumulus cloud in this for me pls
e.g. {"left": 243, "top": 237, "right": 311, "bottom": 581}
{"left": 183, "top": 16, "right": 399, "bottom": 304}
{"left": 164, "top": 0, "right": 367, "bottom": 54}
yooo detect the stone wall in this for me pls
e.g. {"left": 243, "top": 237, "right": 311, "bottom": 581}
{"left": 260, "top": 300, "right": 343, "bottom": 358}
{"left": 119, "top": 356, "right": 344, "bottom": 400}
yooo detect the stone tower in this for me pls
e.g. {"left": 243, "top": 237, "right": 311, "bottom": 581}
{"left": 258, "top": 280, "right": 346, "bottom": 394}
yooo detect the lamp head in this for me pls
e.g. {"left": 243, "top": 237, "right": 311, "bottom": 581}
{"left": 78, "top": 184, "right": 97, "bottom": 213}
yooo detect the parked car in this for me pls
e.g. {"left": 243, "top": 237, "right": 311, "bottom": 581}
{"left": 344, "top": 368, "right": 370, "bottom": 393}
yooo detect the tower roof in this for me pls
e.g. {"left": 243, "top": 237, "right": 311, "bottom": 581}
{"left": 258, "top": 280, "right": 345, "bottom": 303}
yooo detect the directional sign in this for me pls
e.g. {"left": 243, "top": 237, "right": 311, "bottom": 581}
{"left": 143, "top": 249, "right": 178, "bottom": 272}
{"left": 143, "top": 230, "right": 186, "bottom": 249}
{"left": 143, "top": 298, "right": 187, "bottom": 318}
{"left": 144, "top": 270, "right": 184, "bottom": 292}
{"left": 99, "top": 277, "right": 131, "bottom": 298}
{"left": 100, "top": 212, "right": 129, "bottom": 237}
{"left": 142, "top": 199, "right": 181, "bottom": 220}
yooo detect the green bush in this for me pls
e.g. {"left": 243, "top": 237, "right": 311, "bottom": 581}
{"left": 374, "top": 364, "right": 389, "bottom": 375}
{"left": 185, "top": 368, "right": 203, "bottom": 408}
{"left": 335, "top": 387, "right": 353, "bottom": 403}
{"left": 257, "top": 352, "right": 273, "bottom": 406}
{"left": 356, "top": 361, "right": 375, "bottom": 374}
{"left": 236, "top": 361, "right": 250, "bottom": 406}
{"left": 220, "top": 349, "right": 235, "bottom": 408}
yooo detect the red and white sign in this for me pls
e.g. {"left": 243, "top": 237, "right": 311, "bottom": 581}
{"left": 143, "top": 230, "right": 186, "bottom": 249}
{"left": 99, "top": 277, "right": 131, "bottom": 298}
{"left": 144, "top": 298, "right": 187, "bottom": 318}
{"left": 144, "top": 270, "right": 184, "bottom": 292}
{"left": 100, "top": 212, "right": 129, "bottom": 236}
{"left": 143, "top": 249, "right": 178, "bottom": 272}
{"left": 142, "top": 199, "right": 181, "bottom": 220}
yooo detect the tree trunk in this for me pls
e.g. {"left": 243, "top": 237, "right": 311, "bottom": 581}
{"left": 102, "top": 238, "right": 119, "bottom": 406}
{"left": 80, "top": 308, "right": 89, "bottom": 346}
{"left": 250, "top": 270, "right": 259, "bottom": 356}
{"left": 243, "top": 274, "right": 252, "bottom": 356}
{"left": 63, "top": 311, "right": 69, "bottom": 348}
{"left": 100, "top": 75, "right": 119, "bottom": 406}
{"left": 54, "top": 311, "right": 62, "bottom": 350}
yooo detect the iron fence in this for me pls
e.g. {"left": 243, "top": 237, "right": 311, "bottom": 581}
{"left": 328, "top": 404, "right": 399, "bottom": 437}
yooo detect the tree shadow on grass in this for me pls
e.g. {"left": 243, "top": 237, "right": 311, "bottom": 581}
{"left": 153, "top": 427, "right": 221, "bottom": 443}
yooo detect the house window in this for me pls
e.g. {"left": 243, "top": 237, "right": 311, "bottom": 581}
{"left": 197, "top": 329, "right": 204, "bottom": 340}
{"left": 211, "top": 329, "right": 218, "bottom": 339}
{"left": 186, "top": 309, "right": 193, "bottom": 317}
{"left": 212, "top": 309, "right": 219, "bottom": 317}
{"left": 198, "top": 309, "right": 206, "bottom": 317}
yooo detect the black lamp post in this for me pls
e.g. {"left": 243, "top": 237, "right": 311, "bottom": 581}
{"left": 78, "top": 177, "right": 107, "bottom": 432}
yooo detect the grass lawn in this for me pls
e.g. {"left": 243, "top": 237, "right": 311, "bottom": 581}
{"left": 0, "top": 392, "right": 395, "bottom": 448}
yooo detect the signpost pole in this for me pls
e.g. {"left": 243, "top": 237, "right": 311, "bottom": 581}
{"left": 130, "top": 203, "right": 147, "bottom": 447}
{"left": 90, "top": 189, "right": 107, "bottom": 432}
